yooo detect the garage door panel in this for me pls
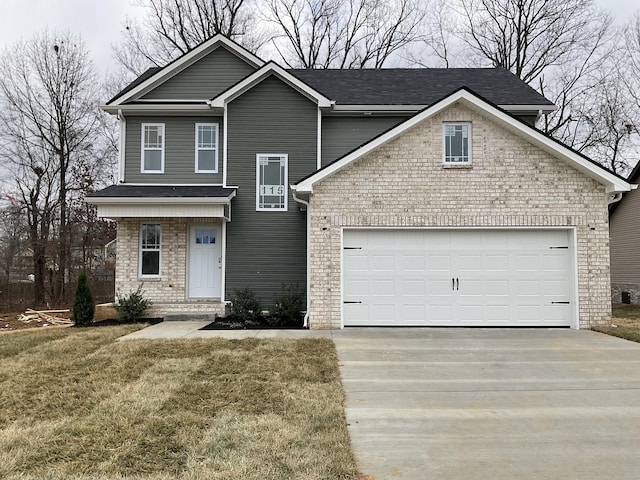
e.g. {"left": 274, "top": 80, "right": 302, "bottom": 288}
{"left": 343, "top": 229, "right": 573, "bottom": 327}
{"left": 371, "top": 255, "right": 395, "bottom": 271}
{"left": 401, "top": 255, "right": 426, "bottom": 271}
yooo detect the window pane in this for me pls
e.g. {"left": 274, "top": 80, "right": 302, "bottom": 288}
{"left": 144, "top": 150, "right": 162, "bottom": 171}
{"left": 198, "top": 149, "right": 216, "bottom": 171}
{"left": 144, "top": 126, "right": 162, "bottom": 148}
{"left": 258, "top": 155, "right": 286, "bottom": 209}
{"left": 142, "top": 224, "right": 160, "bottom": 248}
{"left": 141, "top": 251, "right": 160, "bottom": 275}
{"left": 444, "top": 124, "right": 470, "bottom": 163}
{"left": 198, "top": 125, "right": 216, "bottom": 148}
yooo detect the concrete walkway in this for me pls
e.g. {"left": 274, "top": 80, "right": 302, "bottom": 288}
{"left": 121, "top": 323, "right": 640, "bottom": 479}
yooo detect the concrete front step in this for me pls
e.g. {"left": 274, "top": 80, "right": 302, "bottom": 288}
{"left": 163, "top": 313, "right": 219, "bottom": 322}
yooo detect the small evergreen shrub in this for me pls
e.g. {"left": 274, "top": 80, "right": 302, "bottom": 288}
{"left": 114, "top": 284, "right": 151, "bottom": 322}
{"left": 271, "top": 283, "right": 305, "bottom": 327}
{"left": 72, "top": 271, "right": 95, "bottom": 326}
{"left": 229, "top": 288, "right": 262, "bottom": 324}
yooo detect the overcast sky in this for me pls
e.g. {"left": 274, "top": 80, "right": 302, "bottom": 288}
{"left": 0, "top": 0, "right": 637, "bottom": 77}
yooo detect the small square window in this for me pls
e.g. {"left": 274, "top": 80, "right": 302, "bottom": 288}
{"left": 443, "top": 123, "right": 471, "bottom": 164}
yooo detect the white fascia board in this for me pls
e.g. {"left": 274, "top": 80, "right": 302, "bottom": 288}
{"left": 332, "top": 105, "right": 427, "bottom": 112}
{"left": 107, "top": 35, "right": 265, "bottom": 106}
{"left": 498, "top": 104, "right": 557, "bottom": 114}
{"left": 87, "top": 195, "right": 235, "bottom": 205}
{"left": 208, "top": 63, "right": 333, "bottom": 108}
{"left": 294, "top": 89, "right": 632, "bottom": 194}
{"left": 330, "top": 103, "right": 556, "bottom": 114}
{"left": 101, "top": 104, "right": 214, "bottom": 114}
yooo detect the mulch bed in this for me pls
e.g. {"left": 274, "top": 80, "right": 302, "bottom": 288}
{"left": 200, "top": 315, "right": 303, "bottom": 330}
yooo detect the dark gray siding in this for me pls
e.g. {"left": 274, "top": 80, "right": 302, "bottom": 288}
{"left": 125, "top": 116, "right": 224, "bottom": 184}
{"left": 226, "top": 76, "right": 317, "bottom": 305}
{"left": 610, "top": 187, "right": 640, "bottom": 285}
{"left": 321, "top": 116, "right": 409, "bottom": 166}
{"left": 516, "top": 115, "right": 538, "bottom": 126}
{"left": 142, "top": 46, "right": 255, "bottom": 100}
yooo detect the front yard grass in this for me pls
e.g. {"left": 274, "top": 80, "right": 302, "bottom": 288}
{"left": 592, "top": 304, "right": 640, "bottom": 343}
{"left": 0, "top": 326, "right": 358, "bottom": 479}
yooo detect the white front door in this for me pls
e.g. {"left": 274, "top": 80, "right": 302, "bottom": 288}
{"left": 188, "top": 225, "right": 222, "bottom": 298}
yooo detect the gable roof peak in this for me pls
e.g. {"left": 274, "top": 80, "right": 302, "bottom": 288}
{"left": 106, "top": 34, "right": 264, "bottom": 106}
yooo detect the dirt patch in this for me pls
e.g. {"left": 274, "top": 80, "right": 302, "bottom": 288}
{"left": 0, "top": 304, "right": 126, "bottom": 332}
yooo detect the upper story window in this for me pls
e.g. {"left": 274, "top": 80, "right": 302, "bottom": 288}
{"left": 195, "top": 123, "right": 219, "bottom": 173}
{"left": 141, "top": 123, "right": 165, "bottom": 173}
{"left": 256, "top": 154, "right": 288, "bottom": 211}
{"left": 140, "top": 223, "right": 161, "bottom": 277}
{"left": 443, "top": 123, "right": 471, "bottom": 165}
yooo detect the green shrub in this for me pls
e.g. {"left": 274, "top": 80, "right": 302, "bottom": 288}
{"left": 271, "top": 284, "right": 305, "bottom": 327}
{"left": 72, "top": 271, "right": 95, "bottom": 326}
{"left": 114, "top": 285, "right": 151, "bottom": 322}
{"left": 229, "top": 288, "right": 262, "bottom": 324}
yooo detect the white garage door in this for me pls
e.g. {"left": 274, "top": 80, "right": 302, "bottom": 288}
{"left": 343, "top": 229, "right": 574, "bottom": 327}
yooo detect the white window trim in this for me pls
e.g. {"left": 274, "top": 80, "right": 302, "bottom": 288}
{"left": 195, "top": 122, "right": 219, "bottom": 173}
{"left": 141, "top": 123, "right": 165, "bottom": 174}
{"left": 139, "top": 223, "right": 161, "bottom": 278}
{"left": 442, "top": 122, "right": 472, "bottom": 165}
{"left": 256, "top": 154, "right": 288, "bottom": 212}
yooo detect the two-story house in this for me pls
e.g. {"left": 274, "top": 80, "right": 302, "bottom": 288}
{"left": 88, "top": 34, "right": 633, "bottom": 329}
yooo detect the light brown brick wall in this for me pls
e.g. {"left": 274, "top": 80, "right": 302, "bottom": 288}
{"left": 115, "top": 217, "right": 224, "bottom": 316}
{"left": 308, "top": 102, "right": 611, "bottom": 329}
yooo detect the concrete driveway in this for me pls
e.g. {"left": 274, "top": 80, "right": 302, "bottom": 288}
{"left": 331, "top": 328, "right": 640, "bottom": 480}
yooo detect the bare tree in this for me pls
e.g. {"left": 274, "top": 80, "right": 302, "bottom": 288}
{"left": 457, "top": 0, "right": 608, "bottom": 84}
{"left": 114, "top": 0, "right": 263, "bottom": 76}
{"left": 264, "top": 0, "right": 427, "bottom": 68}
{"left": 0, "top": 203, "right": 26, "bottom": 288}
{"left": 0, "top": 31, "right": 101, "bottom": 305}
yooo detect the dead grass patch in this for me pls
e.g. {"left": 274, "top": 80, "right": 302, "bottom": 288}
{"left": 0, "top": 327, "right": 358, "bottom": 479}
{"left": 593, "top": 304, "right": 640, "bottom": 343}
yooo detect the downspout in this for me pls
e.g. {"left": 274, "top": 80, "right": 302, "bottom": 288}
{"left": 292, "top": 189, "right": 311, "bottom": 329}
{"left": 608, "top": 192, "right": 623, "bottom": 205}
{"left": 117, "top": 110, "right": 126, "bottom": 183}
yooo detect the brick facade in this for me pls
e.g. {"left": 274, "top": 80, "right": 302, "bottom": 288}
{"left": 115, "top": 217, "right": 225, "bottom": 317}
{"left": 307, "top": 103, "right": 611, "bottom": 329}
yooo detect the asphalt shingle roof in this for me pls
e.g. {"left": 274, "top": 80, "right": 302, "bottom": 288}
{"left": 109, "top": 63, "right": 554, "bottom": 107}
{"left": 87, "top": 185, "right": 236, "bottom": 198}
{"left": 290, "top": 68, "right": 554, "bottom": 106}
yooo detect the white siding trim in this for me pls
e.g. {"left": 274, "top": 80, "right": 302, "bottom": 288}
{"left": 141, "top": 123, "right": 165, "bottom": 174}
{"left": 293, "top": 89, "right": 632, "bottom": 195}
{"left": 223, "top": 108, "right": 228, "bottom": 186}
{"left": 221, "top": 221, "right": 227, "bottom": 302}
{"left": 139, "top": 223, "right": 161, "bottom": 278}
{"left": 194, "top": 122, "right": 219, "bottom": 173}
{"left": 97, "top": 204, "right": 225, "bottom": 218}
{"left": 317, "top": 108, "right": 322, "bottom": 170}
{"left": 256, "top": 154, "right": 288, "bottom": 212}
{"left": 208, "top": 62, "right": 333, "bottom": 108}
{"left": 107, "top": 35, "right": 264, "bottom": 105}
{"left": 118, "top": 112, "right": 126, "bottom": 182}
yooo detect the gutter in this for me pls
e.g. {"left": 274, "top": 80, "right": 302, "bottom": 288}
{"left": 291, "top": 188, "right": 311, "bottom": 329}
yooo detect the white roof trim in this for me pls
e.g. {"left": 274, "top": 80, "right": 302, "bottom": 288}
{"left": 107, "top": 35, "right": 265, "bottom": 106}
{"left": 497, "top": 104, "right": 556, "bottom": 113}
{"left": 87, "top": 195, "right": 234, "bottom": 205}
{"left": 208, "top": 62, "right": 333, "bottom": 108}
{"left": 101, "top": 104, "right": 214, "bottom": 114}
{"left": 293, "top": 89, "right": 632, "bottom": 195}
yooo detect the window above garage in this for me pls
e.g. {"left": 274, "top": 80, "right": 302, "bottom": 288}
{"left": 443, "top": 123, "right": 471, "bottom": 165}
